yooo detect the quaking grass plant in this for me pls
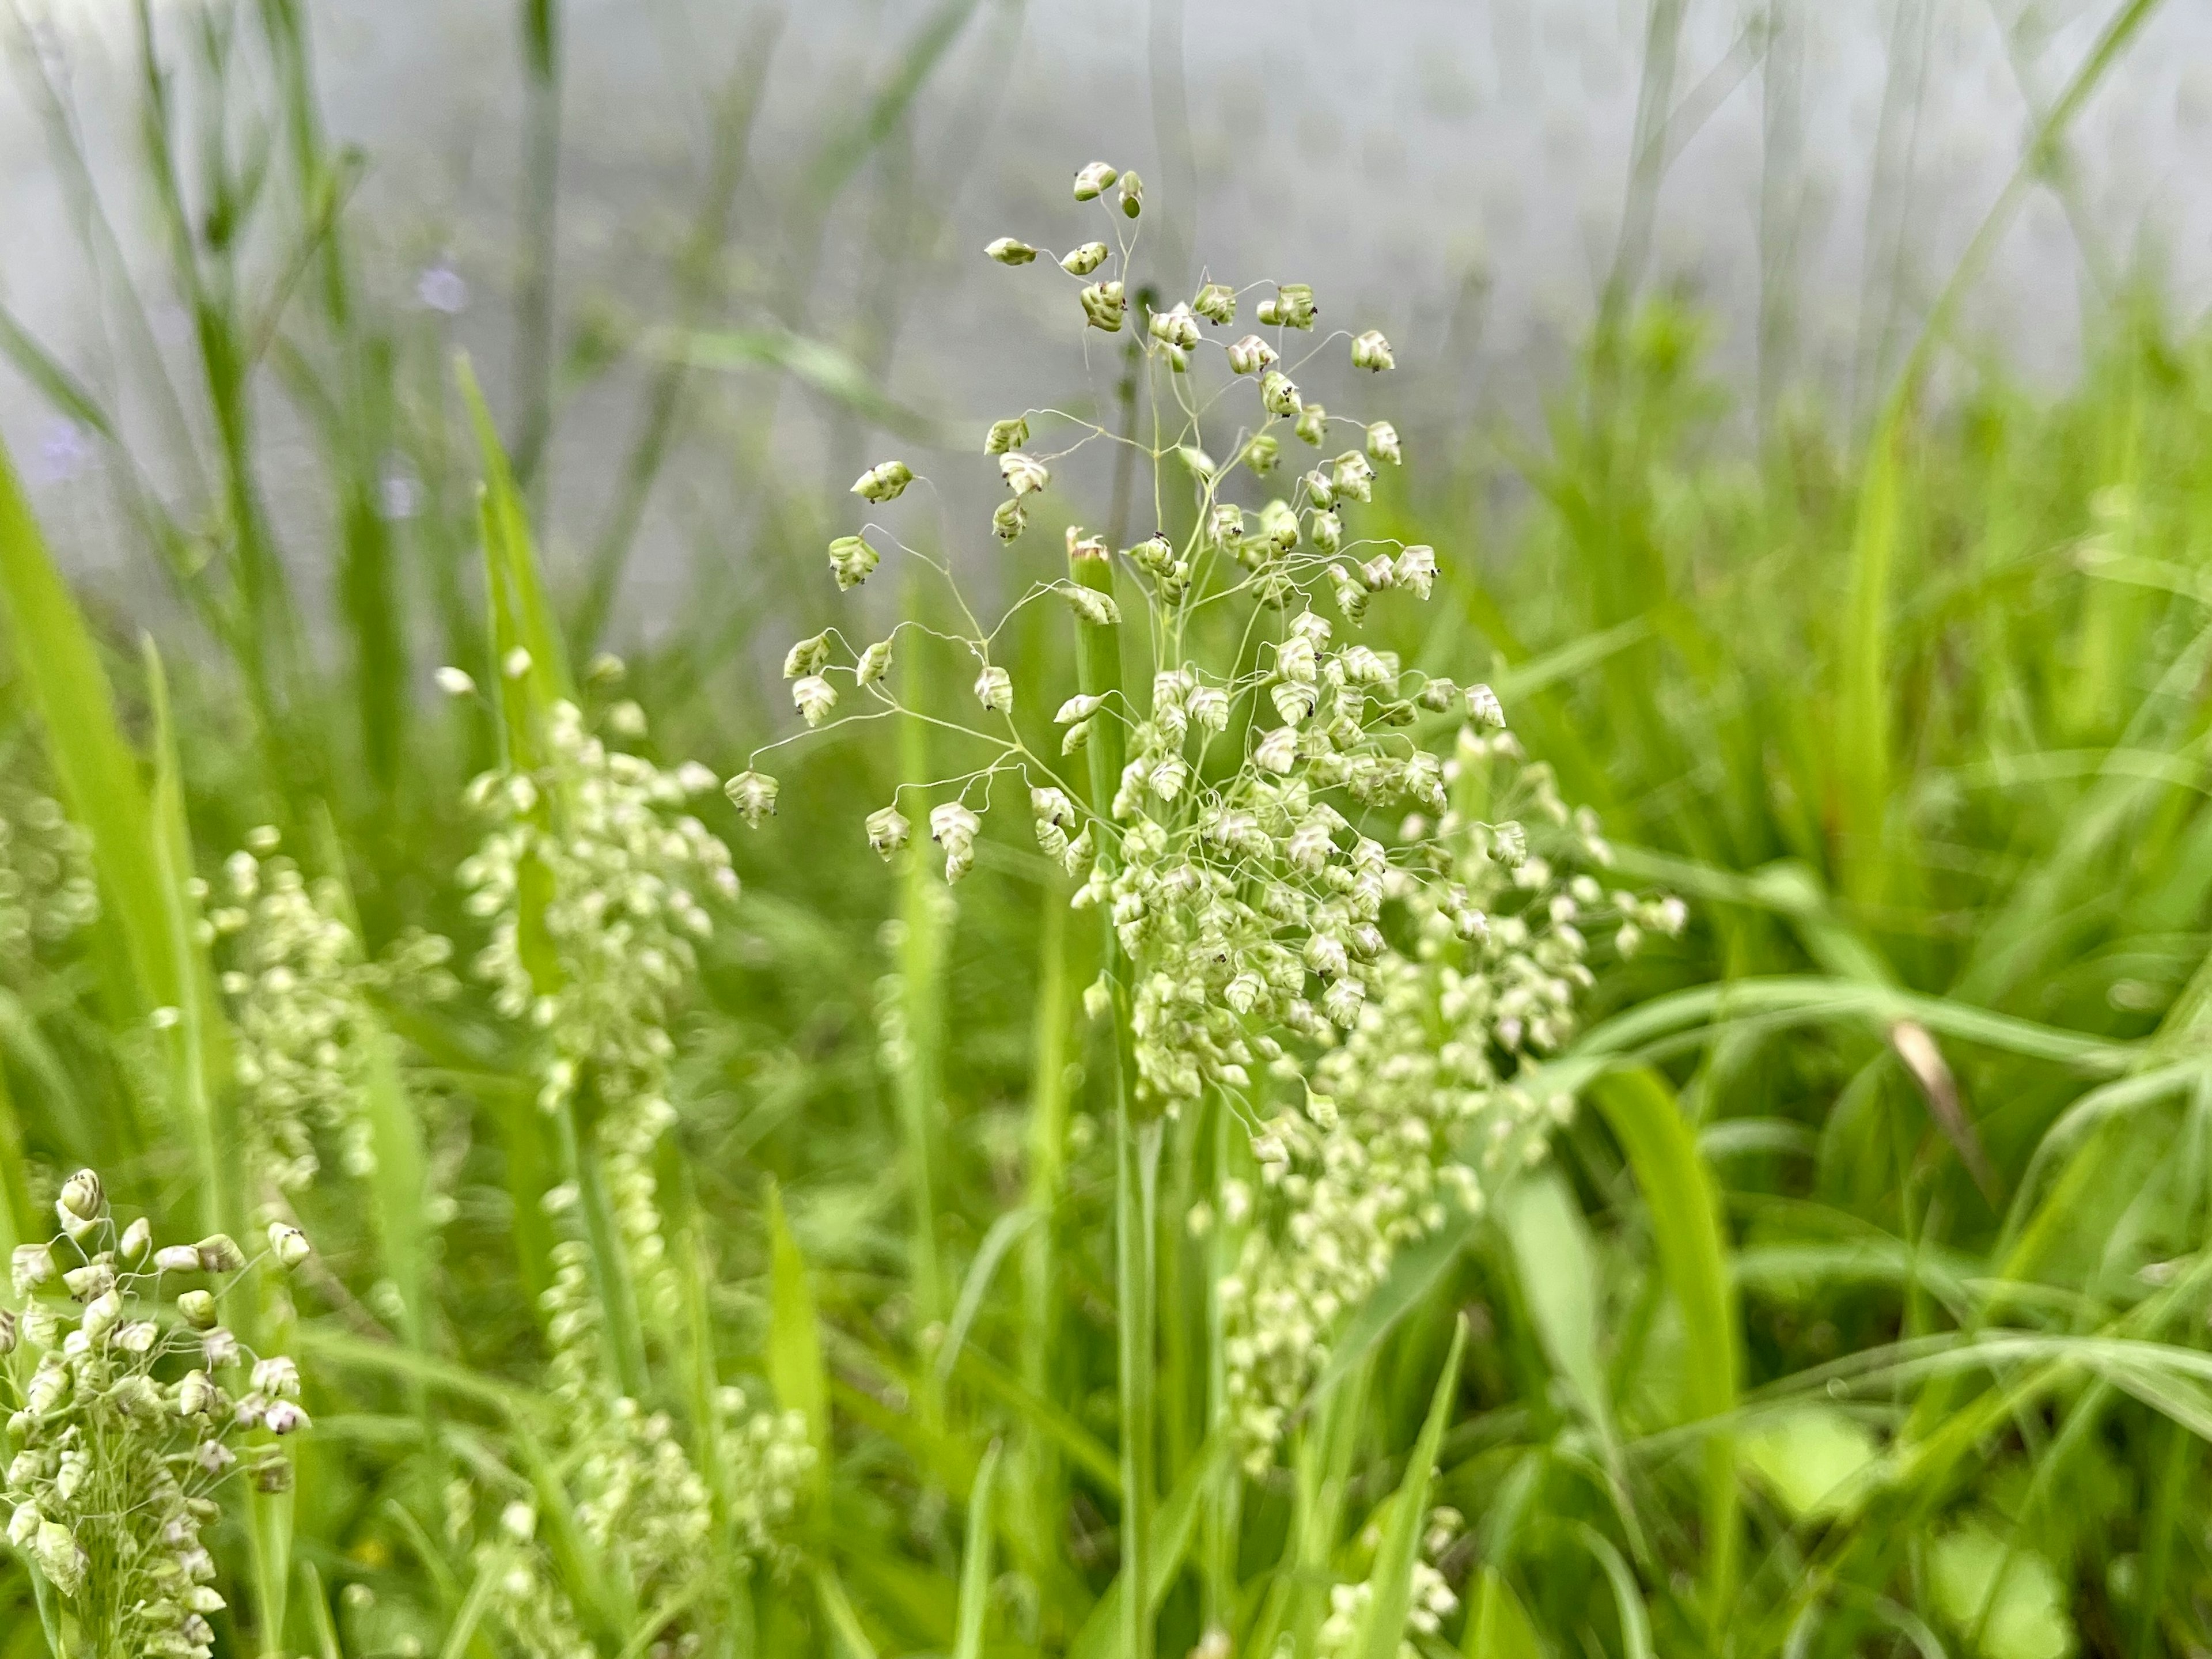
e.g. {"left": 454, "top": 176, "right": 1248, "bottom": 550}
{"left": 1, "top": 1171, "right": 312, "bottom": 1659}
{"left": 732, "top": 160, "right": 1681, "bottom": 1659}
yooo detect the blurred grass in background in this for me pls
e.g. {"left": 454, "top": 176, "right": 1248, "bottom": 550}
{"left": 3, "top": 0, "right": 2212, "bottom": 1656}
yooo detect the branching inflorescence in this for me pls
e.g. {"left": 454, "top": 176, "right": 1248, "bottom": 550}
{"left": 729, "top": 161, "right": 1679, "bottom": 1470}
{"left": 0, "top": 1172, "right": 312, "bottom": 1658}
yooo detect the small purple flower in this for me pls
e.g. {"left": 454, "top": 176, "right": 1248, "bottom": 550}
{"left": 416, "top": 263, "right": 468, "bottom": 315}
{"left": 28, "top": 420, "right": 93, "bottom": 486}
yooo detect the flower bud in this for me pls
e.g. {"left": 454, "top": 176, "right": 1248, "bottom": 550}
{"left": 1060, "top": 241, "right": 1108, "bottom": 276}
{"left": 850, "top": 460, "right": 912, "bottom": 503}
{"left": 82, "top": 1289, "right": 122, "bottom": 1342}
{"left": 7, "top": 1504, "right": 37, "bottom": 1548}
{"left": 856, "top": 639, "right": 894, "bottom": 686}
{"left": 1054, "top": 581, "right": 1122, "bottom": 626}
{"left": 1301, "top": 468, "right": 1334, "bottom": 510}
{"left": 792, "top": 675, "right": 838, "bottom": 727}
{"left": 1468, "top": 684, "right": 1505, "bottom": 729}
{"left": 930, "top": 803, "right": 982, "bottom": 884}
{"left": 991, "top": 498, "right": 1028, "bottom": 541}
{"left": 502, "top": 646, "right": 533, "bottom": 680}
{"left": 12, "top": 1244, "right": 53, "bottom": 1297}
{"left": 1255, "top": 726, "right": 1298, "bottom": 775}
{"left": 196, "top": 1233, "right": 245, "bottom": 1274}
{"left": 1295, "top": 402, "right": 1328, "bottom": 446}
{"left": 154, "top": 1244, "right": 202, "bottom": 1274}
{"left": 1351, "top": 329, "right": 1395, "bottom": 371}
{"left": 1309, "top": 509, "right": 1342, "bottom": 555}
{"left": 724, "top": 771, "right": 779, "bottom": 827}
{"left": 434, "top": 665, "right": 476, "bottom": 697}
{"left": 254, "top": 1354, "right": 302, "bottom": 1399}
{"left": 35, "top": 1519, "right": 85, "bottom": 1594}
{"left": 1395, "top": 544, "right": 1437, "bottom": 599}
{"left": 175, "top": 1369, "right": 218, "bottom": 1416}
{"left": 264, "top": 1399, "right": 309, "bottom": 1435}
{"left": 828, "top": 534, "right": 880, "bottom": 591}
{"left": 1257, "top": 500, "right": 1301, "bottom": 554}
{"left": 1367, "top": 421, "right": 1402, "bottom": 464}
{"left": 256, "top": 1459, "right": 294, "bottom": 1494}
{"left": 984, "top": 236, "right": 1037, "bottom": 264}
{"left": 118, "top": 1217, "right": 151, "bottom": 1264}
{"left": 865, "top": 806, "right": 911, "bottom": 862}
{"left": 1080, "top": 281, "right": 1126, "bottom": 332}
{"left": 1332, "top": 451, "right": 1376, "bottom": 502}
{"left": 62, "top": 1263, "right": 114, "bottom": 1302}
{"left": 1148, "top": 301, "right": 1199, "bottom": 351}
{"left": 1194, "top": 282, "right": 1237, "bottom": 325}
{"left": 268, "top": 1223, "right": 311, "bottom": 1269}
{"left": 1270, "top": 283, "right": 1319, "bottom": 328}
{"left": 984, "top": 416, "right": 1029, "bottom": 453}
{"left": 0, "top": 1310, "right": 14, "bottom": 1355}
{"left": 1072, "top": 160, "right": 1118, "bottom": 200}
{"left": 1228, "top": 335, "right": 1278, "bottom": 375}
{"left": 1243, "top": 434, "right": 1281, "bottom": 476}
{"left": 1259, "top": 371, "right": 1301, "bottom": 418}
{"left": 58, "top": 1169, "right": 103, "bottom": 1222}
{"left": 1118, "top": 169, "right": 1143, "bottom": 217}
{"left": 1123, "top": 533, "right": 1171, "bottom": 577}
{"left": 1000, "top": 452, "right": 1050, "bottom": 497}
{"left": 974, "top": 665, "right": 1014, "bottom": 714}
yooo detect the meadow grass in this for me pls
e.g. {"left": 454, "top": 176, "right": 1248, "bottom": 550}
{"left": 0, "top": 2, "right": 2209, "bottom": 1657}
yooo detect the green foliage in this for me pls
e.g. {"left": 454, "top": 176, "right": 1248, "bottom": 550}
{"left": 2, "top": 1, "right": 2209, "bottom": 1655}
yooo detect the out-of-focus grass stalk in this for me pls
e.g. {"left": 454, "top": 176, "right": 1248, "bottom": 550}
{"left": 258, "top": 0, "right": 411, "bottom": 810}
{"left": 1019, "top": 884, "right": 1071, "bottom": 1574}
{"left": 894, "top": 606, "right": 950, "bottom": 1420}
{"left": 511, "top": 0, "right": 563, "bottom": 494}
{"left": 574, "top": 10, "right": 783, "bottom": 655}
{"left": 131, "top": 0, "right": 311, "bottom": 804}
{"left": 1201, "top": 1099, "right": 1244, "bottom": 1633}
{"left": 1067, "top": 533, "right": 1155, "bottom": 1659}
{"left": 1838, "top": 0, "right": 2167, "bottom": 908}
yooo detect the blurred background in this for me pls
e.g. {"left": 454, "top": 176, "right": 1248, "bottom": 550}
{"left": 9, "top": 4, "right": 2212, "bottom": 1652}
{"left": 7, "top": 0, "right": 2211, "bottom": 631}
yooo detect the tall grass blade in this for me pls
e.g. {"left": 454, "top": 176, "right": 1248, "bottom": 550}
{"left": 0, "top": 435, "right": 177, "bottom": 1022}
{"left": 953, "top": 1441, "right": 1001, "bottom": 1659}
{"left": 1593, "top": 1067, "right": 1740, "bottom": 1634}
{"left": 1462, "top": 1567, "right": 1544, "bottom": 1659}
{"left": 1353, "top": 1316, "right": 1467, "bottom": 1659}
{"left": 767, "top": 1176, "right": 831, "bottom": 1502}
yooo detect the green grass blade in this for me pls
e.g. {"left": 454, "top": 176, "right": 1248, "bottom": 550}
{"left": 1354, "top": 1316, "right": 1468, "bottom": 1659}
{"left": 953, "top": 1441, "right": 1001, "bottom": 1659}
{"left": 1462, "top": 1567, "right": 1544, "bottom": 1659}
{"left": 1593, "top": 1067, "right": 1740, "bottom": 1635}
{"left": 1499, "top": 1172, "right": 1616, "bottom": 1447}
{"left": 813, "top": 1566, "right": 882, "bottom": 1659}
{"left": 0, "top": 435, "right": 177, "bottom": 1022}
{"left": 767, "top": 1176, "right": 831, "bottom": 1503}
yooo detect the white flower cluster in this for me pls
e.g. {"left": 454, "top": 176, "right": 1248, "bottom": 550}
{"left": 209, "top": 832, "right": 455, "bottom": 1194}
{"left": 737, "top": 164, "right": 1685, "bottom": 1471}
{"left": 0, "top": 787, "right": 98, "bottom": 971}
{"left": 1315, "top": 1508, "right": 1464, "bottom": 1659}
{"left": 540, "top": 1240, "right": 811, "bottom": 1581}
{"left": 460, "top": 700, "right": 737, "bottom": 1318}
{"left": 0, "top": 1172, "right": 311, "bottom": 1658}
{"left": 1219, "top": 735, "right": 1684, "bottom": 1462}
{"left": 445, "top": 1482, "right": 595, "bottom": 1659}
